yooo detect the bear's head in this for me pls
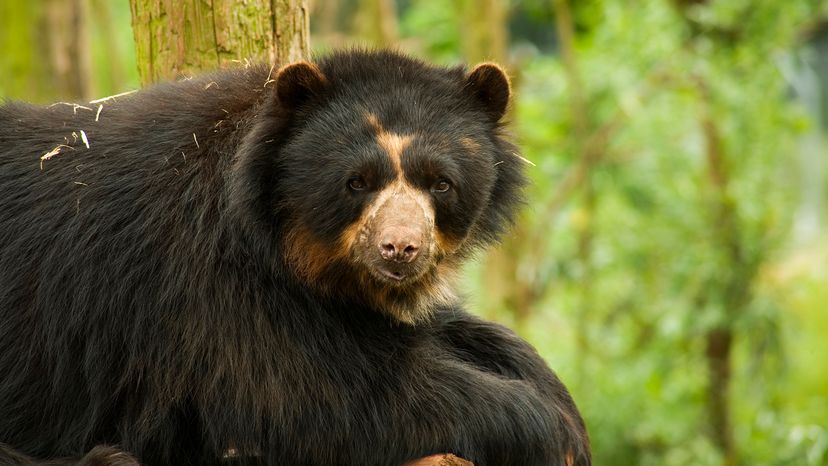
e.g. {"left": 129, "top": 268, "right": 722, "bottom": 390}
{"left": 233, "top": 50, "right": 526, "bottom": 324}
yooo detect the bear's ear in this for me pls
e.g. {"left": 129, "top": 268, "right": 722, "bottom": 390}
{"left": 275, "top": 61, "right": 328, "bottom": 109}
{"left": 465, "top": 63, "right": 511, "bottom": 122}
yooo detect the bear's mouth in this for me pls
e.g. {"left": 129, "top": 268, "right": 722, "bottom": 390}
{"left": 370, "top": 263, "right": 425, "bottom": 286}
{"left": 378, "top": 267, "right": 405, "bottom": 282}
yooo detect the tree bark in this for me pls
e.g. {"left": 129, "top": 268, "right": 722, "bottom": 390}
{"left": 455, "top": 0, "right": 523, "bottom": 323}
{"left": 481, "top": 0, "right": 599, "bottom": 334}
{"left": 129, "top": 0, "right": 310, "bottom": 85}
{"left": 89, "top": 0, "right": 128, "bottom": 93}
{"left": 697, "top": 77, "right": 750, "bottom": 466}
{"left": 0, "top": 2, "right": 46, "bottom": 100}
{"left": 553, "top": 0, "right": 594, "bottom": 379}
{"left": 0, "top": 0, "right": 91, "bottom": 102}
{"left": 354, "top": 0, "right": 398, "bottom": 46}
{"left": 705, "top": 327, "right": 734, "bottom": 464}
{"left": 45, "top": 0, "right": 92, "bottom": 100}
{"left": 314, "top": 0, "right": 339, "bottom": 35}
{"left": 457, "top": 0, "right": 508, "bottom": 64}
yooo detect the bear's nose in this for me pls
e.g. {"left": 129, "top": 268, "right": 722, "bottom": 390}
{"left": 379, "top": 227, "right": 420, "bottom": 263}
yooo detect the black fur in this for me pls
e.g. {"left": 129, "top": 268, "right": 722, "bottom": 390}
{"left": 0, "top": 50, "right": 589, "bottom": 466}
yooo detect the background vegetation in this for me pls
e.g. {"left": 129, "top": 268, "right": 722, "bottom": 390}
{"left": 1, "top": 1, "right": 827, "bottom": 465}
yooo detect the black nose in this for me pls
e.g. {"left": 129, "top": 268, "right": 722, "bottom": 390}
{"left": 379, "top": 227, "right": 420, "bottom": 263}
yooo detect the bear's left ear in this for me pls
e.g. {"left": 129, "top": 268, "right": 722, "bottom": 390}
{"left": 465, "top": 63, "right": 511, "bottom": 121}
{"left": 275, "top": 61, "right": 328, "bottom": 109}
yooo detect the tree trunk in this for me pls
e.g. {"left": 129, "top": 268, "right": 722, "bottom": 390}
{"left": 480, "top": 0, "right": 599, "bottom": 338}
{"left": 553, "top": 0, "right": 594, "bottom": 378}
{"left": 129, "top": 0, "right": 310, "bottom": 85}
{"left": 45, "top": 0, "right": 92, "bottom": 100}
{"left": 455, "top": 0, "right": 522, "bottom": 323}
{"left": 698, "top": 79, "right": 750, "bottom": 466}
{"left": 705, "top": 327, "right": 734, "bottom": 464}
{"left": 313, "top": 0, "right": 342, "bottom": 44}
{"left": 0, "top": 0, "right": 90, "bottom": 102}
{"left": 89, "top": 0, "right": 128, "bottom": 94}
{"left": 0, "top": 2, "right": 46, "bottom": 100}
{"left": 457, "top": 0, "right": 508, "bottom": 64}
{"left": 354, "top": 0, "right": 398, "bottom": 46}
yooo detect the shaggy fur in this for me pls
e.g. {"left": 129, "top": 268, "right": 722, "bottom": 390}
{"left": 0, "top": 444, "right": 137, "bottom": 466}
{"left": 0, "top": 50, "right": 589, "bottom": 466}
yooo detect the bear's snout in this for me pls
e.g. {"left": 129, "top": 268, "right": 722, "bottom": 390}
{"left": 379, "top": 226, "right": 421, "bottom": 263}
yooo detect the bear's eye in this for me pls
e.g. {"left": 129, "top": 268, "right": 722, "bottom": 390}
{"left": 348, "top": 177, "right": 367, "bottom": 191}
{"left": 431, "top": 179, "right": 452, "bottom": 194}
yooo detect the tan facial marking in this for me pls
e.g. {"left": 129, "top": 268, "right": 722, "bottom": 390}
{"left": 336, "top": 176, "right": 454, "bottom": 324}
{"left": 460, "top": 137, "right": 481, "bottom": 154}
{"left": 434, "top": 230, "right": 462, "bottom": 255}
{"left": 352, "top": 112, "right": 436, "bottom": 254}
{"left": 340, "top": 179, "right": 434, "bottom": 253}
{"left": 358, "top": 113, "right": 469, "bottom": 259}
{"left": 285, "top": 222, "right": 346, "bottom": 283}
{"left": 284, "top": 113, "right": 465, "bottom": 323}
{"left": 365, "top": 112, "right": 414, "bottom": 175}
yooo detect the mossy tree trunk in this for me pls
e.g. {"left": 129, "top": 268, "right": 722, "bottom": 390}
{"left": 456, "top": 0, "right": 513, "bottom": 321}
{"left": 129, "top": 0, "right": 310, "bottom": 85}
{"left": 457, "top": 0, "right": 508, "bottom": 64}
{"left": 354, "top": 0, "right": 399, "bottom": 47}
{"left": 0, "top": 0, "right": 90, "bottom": 102}
{"left": 461, "top": 0, "right": 543, "bottom": 327}
{"left": 551, "top": 0, "right": 594, "bottom": 382}
{"left": 45, "top": 0, "right": 92, "bottom": 100}
{"left": 697, "top": 79, "right": 750, "bottom": 466}
{"left": 89, "top": 0, "right": 129, "bottom": 93}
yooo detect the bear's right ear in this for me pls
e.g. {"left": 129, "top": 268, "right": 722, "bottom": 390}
{"left": 465, "top": 63, "right": 511, "bottom": 122}
{"left": 275, "top": 61, "right": 328, "bottom": 109}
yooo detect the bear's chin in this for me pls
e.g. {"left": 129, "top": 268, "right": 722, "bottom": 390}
{"left": 357, "top": 265, "right": 460, "bottom": 325}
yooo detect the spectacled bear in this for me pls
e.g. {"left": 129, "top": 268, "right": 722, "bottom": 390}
{"left": 0, "top": 50, "right": 590, "bottom": 466}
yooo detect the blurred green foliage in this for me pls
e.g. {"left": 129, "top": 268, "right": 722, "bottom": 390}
{"left": 399, "top": 1, "right": 828, "bottom": 465}
{"left": 1, "top": 1, "right": 827, "bottom": 465}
